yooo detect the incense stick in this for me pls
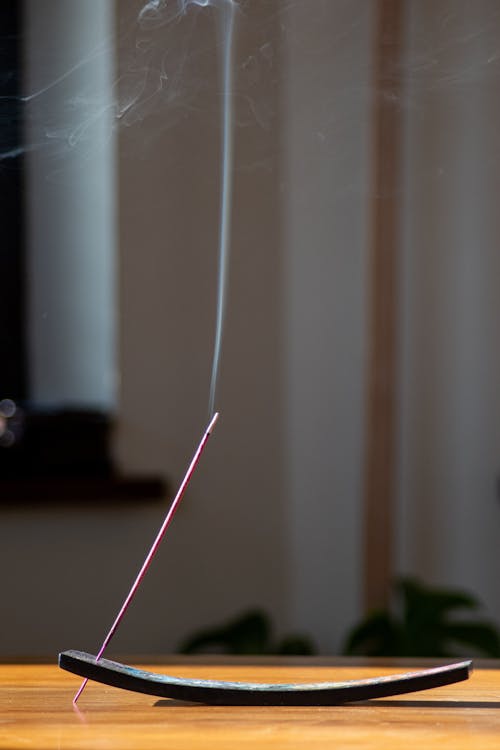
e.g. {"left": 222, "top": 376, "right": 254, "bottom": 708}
{"left": 73, "top": 412, "right": 219, "bottom": 704}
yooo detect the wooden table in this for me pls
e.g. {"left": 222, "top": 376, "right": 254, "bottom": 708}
{"left": 2, "top": 657, "right": 500, "bottom": 749}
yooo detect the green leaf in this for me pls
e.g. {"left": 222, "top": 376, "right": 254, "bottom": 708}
{"left": 179, "top": 610, "right": 271, "bottom": 655}
{"left": 343, "top": 611, "right": 400, "bottom": 656}
{"left": 343, "top": 578, "right": 500, "bottom": 658}
{"left": 399, "top": 579, "right": 478, "bottom": 626}
{"left": 444, "top": 622, "right": 500, "bottom": 657}
{"left": 276, "top": 636, "right": 316, "bottom": 656}
{"left": 179, "top": 609, "right": 316, "bottom": 655}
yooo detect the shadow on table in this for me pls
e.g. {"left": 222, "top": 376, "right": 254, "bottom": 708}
{"left": 154, "top": 699, "right": 500, "bottom": 709}
{"left": 358, "top": 699, "right": 500, "bottom": 709}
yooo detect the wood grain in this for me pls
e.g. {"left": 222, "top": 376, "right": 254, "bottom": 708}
{"left": 2, "top": 659, "right": 500, "bottom": 749}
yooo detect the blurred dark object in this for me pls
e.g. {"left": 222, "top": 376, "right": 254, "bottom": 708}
{"left": 179, "top": 609, "right": 316, "bottom": 656}
{"left": 343, "top": 577, "right": 500, "bottom": 658}
{"left": 0, "top": 405, "right": 112, "bottom": 478}
{"left": 0, "top": 3, "right": 28, "bottom": 403}
{"left": 0, "top": 401, "right": 167, "bottom": 502}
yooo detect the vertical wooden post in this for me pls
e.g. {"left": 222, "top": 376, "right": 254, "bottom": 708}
{"left": 363, "top": 0, "right": 404, "bottom": 613}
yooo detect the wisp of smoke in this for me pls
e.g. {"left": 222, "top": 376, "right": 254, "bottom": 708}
{"left": 137, "top": 0, "right": 239, "bottom": 414}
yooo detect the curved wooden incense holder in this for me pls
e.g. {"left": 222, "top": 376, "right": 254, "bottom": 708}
{"left": 59, "top": 651, "right": 471, "bottom": 706}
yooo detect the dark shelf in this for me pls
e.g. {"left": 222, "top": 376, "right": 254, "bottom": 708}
{"left": 0, "top": 475, "right": 168, "bottom": 504}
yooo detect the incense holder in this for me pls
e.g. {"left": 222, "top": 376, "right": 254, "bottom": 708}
{"left": 59, "top": 651, "right": 471, "bottom": 706}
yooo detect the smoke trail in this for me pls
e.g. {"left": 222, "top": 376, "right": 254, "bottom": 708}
{"left": 207, "top": 1, "right": 237, "bottom": 415}
{"left": 138, "top": 0, "right": 238, "bottom": 415}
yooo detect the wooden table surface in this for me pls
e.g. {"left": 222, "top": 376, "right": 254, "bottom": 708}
{"left": 1, "top": 657, "right": 500, "bottom": 749}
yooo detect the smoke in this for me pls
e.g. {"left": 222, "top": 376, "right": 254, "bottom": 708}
{"left": 134, "top": 0, "right": 240, "bottom": 415}
{"left": 0, "top": 2, "right": 217, "bottom": 165}
{"left": 206, "top": 1, "right": 238, "bottom": 415}
{"left": 139, "top": 0, "right": 236, "bottom": 29}
{"left": 132, "top": 0, "right": 239, "bottom": 415}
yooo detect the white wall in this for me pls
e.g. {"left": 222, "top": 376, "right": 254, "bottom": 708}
{"left": 283, "top": 1, "right": 373, "bottom": 652}
{"left": 398, "top": 0, "right": 500, "bottom": 621}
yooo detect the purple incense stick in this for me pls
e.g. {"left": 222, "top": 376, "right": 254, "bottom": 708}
{"left": 73, "top": 412, "right": 219, "bottom": 704}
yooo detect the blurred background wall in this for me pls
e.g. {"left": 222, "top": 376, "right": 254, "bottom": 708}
{"left": 1, "top": 0, "right": 500, "bottom": 657}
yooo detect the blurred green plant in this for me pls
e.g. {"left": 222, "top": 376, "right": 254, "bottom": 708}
{"left": 179, "top": 609, "right": 316, "bottom": 656}
{"left": 343, "top": 578, "right": 500, "bottom": 658}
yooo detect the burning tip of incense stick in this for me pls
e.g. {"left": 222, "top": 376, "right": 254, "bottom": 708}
{"left": 207, "top": 412, "right": 219, "bottom": 433}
